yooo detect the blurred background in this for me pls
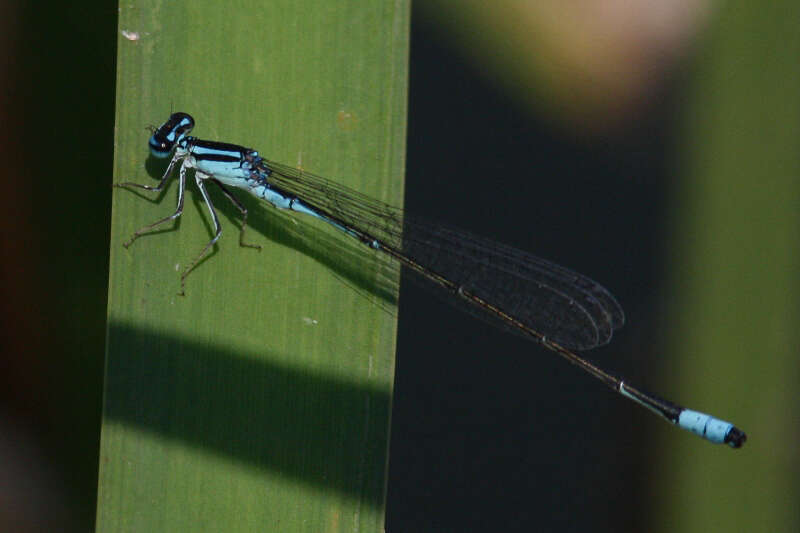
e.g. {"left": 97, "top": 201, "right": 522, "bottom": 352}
{"left": 1, "top": 1, "right": 798, "bottom": 532}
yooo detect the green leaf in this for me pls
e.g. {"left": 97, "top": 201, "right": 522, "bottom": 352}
{"left": 99, "top": 1, "right": 409, "bottom": 531}
{"left": 654, "top": 2, "right": 800, "bottom": 532}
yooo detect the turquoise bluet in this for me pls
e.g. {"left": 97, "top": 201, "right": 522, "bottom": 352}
{"left": 115, "top": 112, "right": 747, "bottom": 448}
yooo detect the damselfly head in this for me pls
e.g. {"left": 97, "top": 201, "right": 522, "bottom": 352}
{"left": 149, "top": 112, "right": 195, "bottom": 158}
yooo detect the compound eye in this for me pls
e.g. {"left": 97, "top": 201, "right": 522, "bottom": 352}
{"left": 148, "top": 112, "right": 196, "bottom": 157}
{"left": 149, "top": 136, "right": 172, "bottom": 158}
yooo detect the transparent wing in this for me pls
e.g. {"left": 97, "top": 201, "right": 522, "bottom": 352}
{"left": 263, "top": 159, "right": 625, "bottom": 350}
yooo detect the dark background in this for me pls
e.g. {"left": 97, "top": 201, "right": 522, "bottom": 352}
{"left": 387, "top": 13, "right": 669, "bottom": 532}
{"left": 1, "top": 2, "right": 752, "bottom": 532}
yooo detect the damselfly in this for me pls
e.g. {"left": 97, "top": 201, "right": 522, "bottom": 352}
{"left": 115, "top": 112, "right": 746, "bottom": 448}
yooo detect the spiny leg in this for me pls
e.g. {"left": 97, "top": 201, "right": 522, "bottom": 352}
{"left": 178, "top": 172, "right": 223, "bottom": 296}
{"left": 211, "top": 179, "right": 262, "bottom": 251}
{"left": 118, "top": 159, "right": 187, "bottom": 248}
{"left": 115, "top": 151, "right": 182, "bottom": 193}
